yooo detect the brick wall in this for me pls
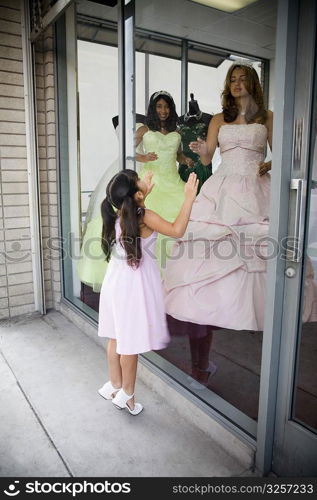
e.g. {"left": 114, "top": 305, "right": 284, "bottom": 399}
{"left": 0, "top": 0, "right": 61, "bottom": 319}
{"left": 0, "top": 0, "right": 34, "bottom": 319}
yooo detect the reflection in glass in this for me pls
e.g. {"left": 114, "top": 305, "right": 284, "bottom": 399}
{"left": 293, "top": 137, "right": 317, "bottom": 432}
{"left": 58, "top": 3, "right": 120, "bottom": 318}
{"left": 76, "top": 41, "right": 119, "bottom": 303}
{"left": 134, "top": 0, "right": 276, "bottom": 428}
{"left": 162, "top": 63, "right": 271, "bottom": 422}
{"left": 58, "top": 0, "right": 279, "bottom": 429}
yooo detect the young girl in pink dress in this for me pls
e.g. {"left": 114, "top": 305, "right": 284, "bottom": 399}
{"left": 98, "top": 169, "right": 198, "bottom": 415}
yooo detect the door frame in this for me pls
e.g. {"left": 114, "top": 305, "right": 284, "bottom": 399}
{"left": 256, "top": 0, "right": 317, "bottom": 476}
{"left": 272, "top": 0, "right": 317, "bottom": 476}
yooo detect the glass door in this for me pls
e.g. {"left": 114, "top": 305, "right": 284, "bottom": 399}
{"left": 131, "top": 0, "right": 277, "bottom": 440}
{"left": 271, "top": 0, "right": 317, "bottom": 476}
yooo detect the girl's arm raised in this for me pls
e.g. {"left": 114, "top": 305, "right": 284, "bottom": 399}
{"left": 143, "top": 173, "right": 199, "bottom": 238}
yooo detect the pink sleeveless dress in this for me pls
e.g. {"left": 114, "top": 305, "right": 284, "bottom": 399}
{"left": 98, "top": 218, "right": 170, "bottom": 354}
{"left": 164, "top": 123, "right": 317, "bottom": 330}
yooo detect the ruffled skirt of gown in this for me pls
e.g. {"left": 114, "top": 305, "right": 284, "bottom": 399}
{"left": 164, "top": 166, "right": 317, "bottom": 331}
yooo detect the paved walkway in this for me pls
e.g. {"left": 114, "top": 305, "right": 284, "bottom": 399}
{"left": 0, "top": 310, "right": 257, "bottom": 477}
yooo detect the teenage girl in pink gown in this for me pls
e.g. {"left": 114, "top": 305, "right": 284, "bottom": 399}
{"left": 164, "top": 63, "right": 317, "bottom": 334}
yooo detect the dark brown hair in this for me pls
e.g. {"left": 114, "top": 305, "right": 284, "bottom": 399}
{"left": 145, "top": 91, "right": 178, "bottom": 132}
{"left": 221, "top": 64, "right": 267, "bottom": 124}
{"left": 101, "top": 169, "right": 144, "bottom": 268}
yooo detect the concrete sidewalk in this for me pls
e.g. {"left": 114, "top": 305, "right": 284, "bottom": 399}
{"left": 0, "top": 310, "right": 257, "bottom": 477}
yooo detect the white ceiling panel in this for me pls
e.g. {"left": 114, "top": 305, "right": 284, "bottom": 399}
{"left": 135, "top": 0, "right": 227, "bottom": 31}
{"left": 77, "top": 0, "right": 277, "bottom": 59}
{"left": 188, "top": 31, "right": 274, "bottom": 58}
{"left": 135, "top": 0, "right": 276, "bottom": 58}
{"left": 234, "top": 0, "right": 277, "bottom": 27}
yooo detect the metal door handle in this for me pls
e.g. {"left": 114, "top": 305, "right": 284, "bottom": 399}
{"left": 289, "top": 178, "right": 307, "bottom": 262}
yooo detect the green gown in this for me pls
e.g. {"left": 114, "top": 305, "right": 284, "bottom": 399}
{"left": 139, "top": 130, "right": 185, "bottom": 272}
{"left": 77, "top": 128, "right": 185, "bottom": 292}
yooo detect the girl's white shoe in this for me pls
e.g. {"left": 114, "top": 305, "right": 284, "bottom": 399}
{"left": 112, "top": 388, "right": 143, "bottom": 415}
{"left": 98, "top": 381, "right": 121, "bottom": 400}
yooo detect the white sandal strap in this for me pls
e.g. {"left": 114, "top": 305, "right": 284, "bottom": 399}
{"left": 113, "top": 389, "right": 134, "bottom": 406}
{"left": 98, "top": 381, "right": 121, "bottom": 400}
{"left": 112, "top": 389, "right": 143, "bottom": 415}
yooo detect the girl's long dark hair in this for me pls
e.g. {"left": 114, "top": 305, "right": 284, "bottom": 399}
{"left": 221, "top": 64, "right": 267, "bottom": 124}
{"left": 145, "top": 91, "right": 178, "bottom": 132}
{"left": 101, "top": 169, "right": 144, "bottom": 268}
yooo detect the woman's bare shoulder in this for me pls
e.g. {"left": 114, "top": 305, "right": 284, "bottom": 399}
{"left": 139, "top": 124, "right": 149, "bottom": 132}
{"left": 136, "top": 125, "right": 148, "bottom": 137}
{"left": 211, "top": 112, "right": 224, "bottom": 123}
{"left": 208, "top": 113, "right": 224, "bottom": 131}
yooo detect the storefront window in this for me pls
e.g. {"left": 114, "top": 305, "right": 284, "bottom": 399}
{"left": 134, "top": 0, "right": 276, "bottom": 436}
{"left": 77, "top": 41, "right": 119, "bottom": 315}
{"left": 57, "top": 2, "right": 119, "bottom": 320}
{"left": 57, "top": 0, "right": 277, "bottom": 436}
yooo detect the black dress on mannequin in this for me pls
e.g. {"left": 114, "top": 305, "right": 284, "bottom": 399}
{"left": 178, "top": 94, "right": 213, "bottom": 193}
{"left": 112, "top": 113, "right": 146, "bottom": 129}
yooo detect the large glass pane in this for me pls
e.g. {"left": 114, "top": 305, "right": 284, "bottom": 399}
{"left": 148, "top": 55, "right": 181, "bottom": 112}
{"left": 78, "top": 41, "right": 118, "bottom": 232}
{"left": 134, "top": 0, "right": 277, "bottom": 434}
{"left": 57, "top": 1, "right": 119, "bottom": 319}
{"left": 293, "top": 129, "right": 317, "bottom": 432}
{"left": 77, "top": 41, "right": 119, "bottom": 315}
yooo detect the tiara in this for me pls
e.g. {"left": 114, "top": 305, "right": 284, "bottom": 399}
{"left": 230, "top": 57, "right": 254, "bottom": 69}
{"left": 152, "top": 90, "right": 173, "bottom": 101}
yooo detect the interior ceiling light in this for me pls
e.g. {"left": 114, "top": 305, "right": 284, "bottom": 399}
{"left": 190, "top": 0, "right": 259, "bottom": 13}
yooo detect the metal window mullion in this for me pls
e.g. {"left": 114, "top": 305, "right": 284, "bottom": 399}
{"left": 65, "top": 3, "right": 81, "bottom": 298}
{"left": 144, "top": 52, "right": 149, "bottom": 114}
{"left": 21, "top": 0, "right": 45, "bottom": 314}
{"left": 262, "top": 59, "right": 270, "bottom": 110}
{"left": 118, "top": 0, "right": 135, "bottom": 170}
{"left": 181, "top": 39, "right": 188, "bottom": 115}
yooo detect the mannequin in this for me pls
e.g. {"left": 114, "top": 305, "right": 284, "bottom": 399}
{"left": 178, "top": 94, "right": 213, "bottom": 193}
{"left": 180, "top": 93, "right": 211, "bottom": 125}
{"left": 111, "top": 113, "right": 146, "bottom": 130}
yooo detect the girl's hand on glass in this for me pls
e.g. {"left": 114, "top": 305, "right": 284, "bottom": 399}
{"left": 189, "top": 137, "right": 208, "bottom": 156}
{"left": 143, "top": 152, "right": 158, "bottom": 162}
{"left": 143, "top": 171, "right": 155, "bottom": 196}
{"left": 184, "top": 172, "right": 199, "bottom": 201}
{"left": 258, "top": 161, "right": 271, "bottom": 176}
